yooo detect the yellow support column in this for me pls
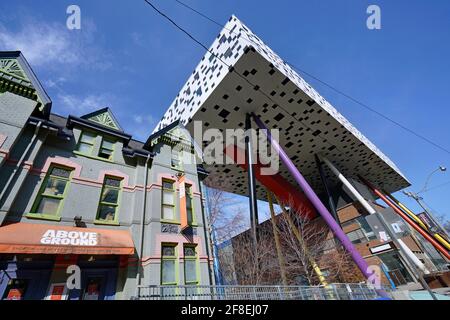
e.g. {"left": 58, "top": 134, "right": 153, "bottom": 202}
{"left": 386, "top": 192, "right": 450, "bottom": 250}
{"left": 266, "top": 191, "right": 288, "bottom": 286}
{"left": 274, "top": 196, "right": 328, "bottom": 286}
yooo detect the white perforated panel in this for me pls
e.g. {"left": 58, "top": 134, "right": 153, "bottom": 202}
{"left": 154, "top": 16, "right": 410, "bottom": 198}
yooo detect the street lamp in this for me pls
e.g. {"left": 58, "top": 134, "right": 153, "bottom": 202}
{"left": 403, "top": 166, "right": 448, "bottom": 237}
{"left": 418, "top": 166, "right": 447, "bottom": 194}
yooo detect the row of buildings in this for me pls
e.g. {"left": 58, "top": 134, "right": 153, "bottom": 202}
{"left": 0, "top": 51, "right": 213, "bottom": 300}
{"left": 1, "top": 15, "right": 449, "bottom": 300}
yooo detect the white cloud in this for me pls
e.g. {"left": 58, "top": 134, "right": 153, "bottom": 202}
{"left": 55, "top": 93, "right": 157, "bottom": 140}
{"left": 0, "top": 21, "right": 79, "bottom": 67}
{"left": 56, "top": 93, "right": 116, "bottom": 114}
{"left": 0, "top": 18, "right": 109, "bottom": 70}
{"left": 133, "top": 114, "right": 154, "bottom": 125}
{"left": 130, "top": 32, "right": 144, "bottom": 47}
{"left": 44, "top": 77, "right": 67, "bottom": 89}
{"left": 128, "top": 114, "right": 156, "bottom": 141}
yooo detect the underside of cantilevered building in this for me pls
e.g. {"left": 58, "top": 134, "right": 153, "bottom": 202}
{"left": 154, "top": 15, "right": 410, "bottom": 199}
{"left": 152, "top": 16, "right": 433, "bottom": 288}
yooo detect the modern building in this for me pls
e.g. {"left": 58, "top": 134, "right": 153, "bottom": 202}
{"left": 153, "top": 15, "right": 449, "bottom": 290}
{"left": 220, "top": 198, "right": 448, "bottom": 288}
{"left": 0, "top": 51, "right": 213, "bottom": 300}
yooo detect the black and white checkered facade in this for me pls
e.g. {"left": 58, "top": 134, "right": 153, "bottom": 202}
{"left": 154, "top": 15, "right": 410, "bottom": 198}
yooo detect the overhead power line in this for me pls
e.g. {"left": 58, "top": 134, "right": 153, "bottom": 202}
{"left": 418, "top": 180, "right": 450, "bottom": 194}
{"left": 171, "top": 0, "right": 450, "bottom": 156}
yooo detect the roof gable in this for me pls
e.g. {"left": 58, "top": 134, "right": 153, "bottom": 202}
{"left": 0, "top": 58, "right": 28, "bottom": 80}
{"left": 81, "top": 107, "right": 123, "bottom": 131}
{"left": 145, "top": 120, "right": 202, "bottom": 160}
{"left": 0, "top": 51, "right": 52, "bottom": 116}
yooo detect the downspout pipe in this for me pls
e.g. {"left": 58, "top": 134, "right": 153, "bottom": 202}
{"left": 250, "top": 113, "right": 389, "bottom": 298}
{"left": 199, "top": 181, "right": 216, "bottom": 286}
{"left": 381, "top": 263, "right": 396, "bottom": 290}
{"left": 135, "top": 153, "right": 151, "bottom": 298}
{"left": 0, "top": 121, "right": 42, "bottom": 205}
{"left": 204, "top": 186, "right": 225, "bottom": 285}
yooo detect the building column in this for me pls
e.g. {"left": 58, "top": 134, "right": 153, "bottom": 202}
{"left": 360, "top": 177, "right": 450, "bottom": 262}
{"left": 314, "top": 154, "right": 339, "bottom": 224}
{"left": 250, "top": 113, "right": 389, "bottom": 297}
{"left": 245, "top": 113, "right": 258, "bottom": 248}
{"left": 318, "top": 154, "right": 429, "bottom": 276}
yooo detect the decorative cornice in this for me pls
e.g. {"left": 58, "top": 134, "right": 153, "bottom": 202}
{"left": 0, "top": 52, "right": 52, "bottom": 116}
{"left": 156, "top": 134, "right": 195, "bottom": 153}
{"left": 0, "top": 77, "right": 38, "bottom": 102}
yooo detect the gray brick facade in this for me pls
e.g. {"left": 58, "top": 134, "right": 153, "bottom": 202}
{"left": 0, "top": 52, "right": 213, "bottom": 300}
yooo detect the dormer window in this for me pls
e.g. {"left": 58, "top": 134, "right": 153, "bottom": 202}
{"left": 99, "top": 138, "right": 115, "bottom": 160}
{"left": 76, "top": 130, "right": 115, "bottom": 162}
{"left": 77, "top": 131, "right": 96, "bottom": 155}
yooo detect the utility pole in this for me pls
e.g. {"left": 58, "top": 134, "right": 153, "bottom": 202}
{"left": 404, "top": 165, "right": 449, "bottom": 238}
{"left": 359, "top": 178, "right": 438, "bottom": 300}
{"left": 403, "top": 191, "right": 449, "bottom": 238}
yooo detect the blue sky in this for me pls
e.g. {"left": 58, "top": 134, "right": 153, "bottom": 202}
{"left": 1, "top": 0, "right": 450, "bottom": 223}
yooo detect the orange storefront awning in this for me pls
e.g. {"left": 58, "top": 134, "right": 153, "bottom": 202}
{"left": 0, "top": 223, "right": 135, "bottom": 255}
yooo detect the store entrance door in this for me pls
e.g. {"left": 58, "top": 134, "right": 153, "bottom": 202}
{"left": 68, "top": 268, "right": 117, "bottom": 300}
{"left": 0, "top": 269, "right": 52, "bottom": 300}
{"left": 378, "top": 250, "right": 414, "bottom": 286}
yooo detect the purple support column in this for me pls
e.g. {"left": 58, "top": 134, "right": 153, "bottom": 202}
{"left": 251, "top": 113, "right": 388, "bottom": 297}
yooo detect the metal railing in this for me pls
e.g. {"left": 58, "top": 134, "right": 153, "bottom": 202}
{"left": 134, "top": 283, "right": 392, "bottom": 300}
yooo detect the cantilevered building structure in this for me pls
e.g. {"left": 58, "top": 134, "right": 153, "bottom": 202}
{"left": 154, "top": 16, "right": 449, "bottom": 288}
{"left": 155, "top": 15, "right": 409, "bottom": 195}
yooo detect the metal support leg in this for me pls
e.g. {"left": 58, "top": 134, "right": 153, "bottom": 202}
{"left": 267, "top": 190, "right": 288, "bottom": 286}
{"left": 360, "top": 176, "right": 450, "bottom": 261}
{"left": 318, "top": 155, "right": 430, "bottom": 275}
{"left": 274, "top": 196, "right": 329, "bottom": 286}
{"left": 359, "top": 176, "right": 440, "bottom": 300}
{"left": 250, "top": 113, "right": 389, "bottom": 298}
{"left": 314, "top": 154, "right": 339, "bottom": 224}
{"left": 245, "top": 113, "right": 259, "bottom": 248}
